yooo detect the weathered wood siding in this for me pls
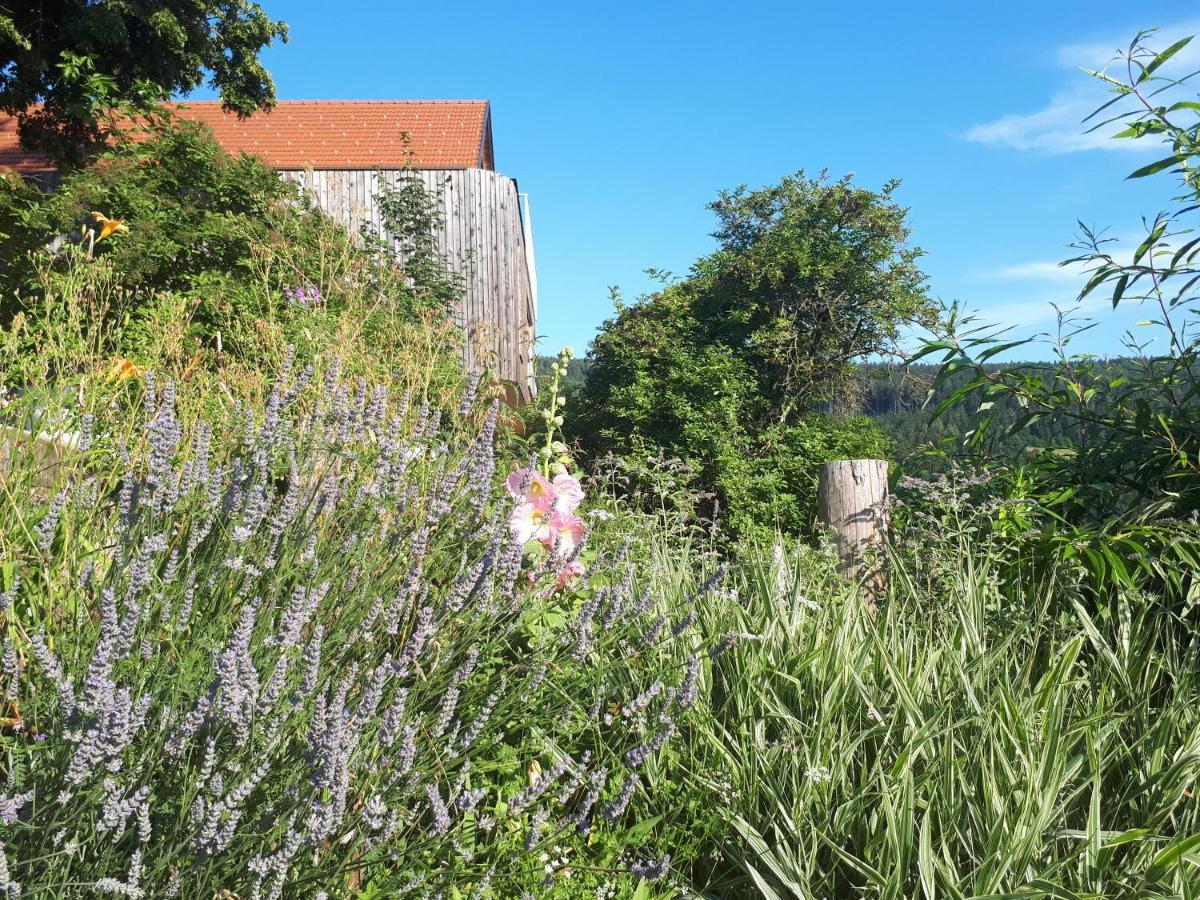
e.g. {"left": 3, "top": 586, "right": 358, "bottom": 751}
{"left": 281, "top": 168, "right": 536, "bottom": 395}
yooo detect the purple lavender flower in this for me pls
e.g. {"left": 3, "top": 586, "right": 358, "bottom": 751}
{"left": 0, "top": 790, "right": 33, "bottom": 825}
{"left": 425, "top": 782, "right": 451, "bottom": 835}
{"left": 630, "top": 854, "right": 671, "bottom": 881}
{"left": 677, "top": 654, "right": 701, "bottom": 710}
{"left": 602, "top": 773, "right": 640, "bottom": 820}
{"left": 625, "top": 723, "right": 678, "bottom": 769}
{"left": 35, "top": 487, "right": 70, "bottom": 552}
{"left": 284, "top": 284, "right": 323, "bottom": 309}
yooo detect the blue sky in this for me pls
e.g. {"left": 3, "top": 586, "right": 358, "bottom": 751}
{"left": 201, "top": 1, "right": 1200, "bottom": 359}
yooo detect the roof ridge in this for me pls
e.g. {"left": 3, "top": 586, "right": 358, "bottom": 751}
{"left": 1, "top": 99, "right": 495, "bottom": 173}
{"left": 174, "top": 99, "right": 489, "bottom": 106}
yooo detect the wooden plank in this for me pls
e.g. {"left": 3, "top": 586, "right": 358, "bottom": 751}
{"left": 279, "top": 166, "right": 535, "bottom": 393}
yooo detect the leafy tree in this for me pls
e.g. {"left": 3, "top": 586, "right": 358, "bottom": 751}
{"left": 572, "top": 172, "right": 929, "bottom": 541}
{"left": 0, "top": 1, "right": 287, "bottom": 165}
{"left": 698, "top": 172, "right": 933, "bottom": 420}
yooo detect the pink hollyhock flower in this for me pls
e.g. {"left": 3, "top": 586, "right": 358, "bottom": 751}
{"left": 549, "top": 510, "right": 585, "bottom": 557}
{"left": 555, "top": 559, "right": 586, "bottom": 589}
{"left": 551, "top": 474, "right": 584, "bottom": 514}
{"left": 506, "top": 468, "right": 555, "bottom": 508}
{"left": 510, "top": 501, "right": 554, "bottom": 547}
{"left": 507, "top": 467, "right": 588, "bottom": 557}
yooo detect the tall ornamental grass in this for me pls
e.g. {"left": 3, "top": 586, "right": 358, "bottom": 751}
{"left": 0, "top": 354, "right": 709, "bottom": 897}
{"left": 664, "top": 533, "right": 1200, "bottom": 898}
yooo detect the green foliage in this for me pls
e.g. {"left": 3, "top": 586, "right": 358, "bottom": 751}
{"left": 0, "top": 352, "right": 700, "bottom": 898}
{"left": 859, "top": 362, "right": 1092, "bottom": 466}
{"left": 572, "top": 171, "right": 926, "bottom": 541}
{"left": 918, "top": 30, "right": 1200, "bottom": 525}
{"left": 367, "top": 169, "right": 466, "bottom": 316}
{"left": 0, "top": 115, "right": 289, "bottom": 304}
{"left": 0, "top": 116, "right": 458, "bottom": 387}
{"left": 536, "top": 354, "right": 592, "bottom": 391}
{"left": 676, "top": 536, "right": 1200, "bottom": 898}
{"left": 698, "top": 172, "right": 933, "bottom": 418}
{"left": 0, "top": 1, "right": 288, "bottom": 165}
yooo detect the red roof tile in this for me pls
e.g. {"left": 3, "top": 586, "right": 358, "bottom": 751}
{"left": 0, "top": 100, "right": 493, "bottom": 174}
{"left": 0, "top": 113, "right": 53, "bottom": 175}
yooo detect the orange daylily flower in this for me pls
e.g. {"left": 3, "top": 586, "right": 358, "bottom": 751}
{"left": 86, "top": 211, "right": 128, "bottom": 242}
{"left": 104, "top": 356, "right": 146, "bottom": 382}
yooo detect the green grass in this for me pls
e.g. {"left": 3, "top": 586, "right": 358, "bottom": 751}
{"left": 645, "top": 535, "right": 1200, "bottom": 898}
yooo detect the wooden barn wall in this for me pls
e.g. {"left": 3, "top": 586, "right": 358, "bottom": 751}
{"left": 281, "top": 168, "right": 536, "bottom": 395}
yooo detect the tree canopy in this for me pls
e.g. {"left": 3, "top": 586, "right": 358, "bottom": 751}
{"left": 570, "top": 171, "right": 931, "bottom": 540}
{"left": 0, "top": 1, "right": 288, "bottom": 165}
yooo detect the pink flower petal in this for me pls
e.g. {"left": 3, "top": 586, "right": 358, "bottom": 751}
{"left": 549, "top": 510, "right": 586, "bottom": 557}
{"left": 551, "top": 474, "right": 585, "bottom": 513}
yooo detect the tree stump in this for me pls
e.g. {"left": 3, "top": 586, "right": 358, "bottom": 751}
{"left": 817, "top": 459, "right": 889, "bottom": 588}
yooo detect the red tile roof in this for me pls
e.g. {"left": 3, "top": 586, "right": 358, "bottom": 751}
{"left": 0, "top": 113, "right": 53, "bottom": 176}
{"left": 0, "top": 100, "right": 494, "bottom": 174}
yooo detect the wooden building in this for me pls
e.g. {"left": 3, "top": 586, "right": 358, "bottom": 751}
{"left": 0, "top": 100, "right": 538, "bottom": 394}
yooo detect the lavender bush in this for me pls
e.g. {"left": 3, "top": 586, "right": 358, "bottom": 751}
{"left": 0, "top": 351, "right": 711, "bottom": 897}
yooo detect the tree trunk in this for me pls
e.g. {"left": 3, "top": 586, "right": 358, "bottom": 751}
{"left": 817, "top": 459, "right": 889, "bottom": 589}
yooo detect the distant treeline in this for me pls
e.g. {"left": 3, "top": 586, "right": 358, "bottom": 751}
{"left": 857, "top": 362, "right": 1083, "bottom": 461}
{"left": 539, "top": 354, "right": 1090, "bottom": 462}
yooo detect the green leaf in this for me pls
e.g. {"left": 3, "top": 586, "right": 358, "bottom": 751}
{"left": 1139, "top": 36, "right": 1194, "bottom": 82}
{"left": 1127, "top": 155, "right": 1182, "bottom": 180}
{"left": 1111, "top": 273, "right": 1130, "bottom": 308}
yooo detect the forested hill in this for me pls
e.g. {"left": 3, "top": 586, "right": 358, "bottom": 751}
{"left": 538, "top": 355, "right": 1088, "bottom": 462}
{"left": 857, "top": 362, "right": 1085, "bottom": 461}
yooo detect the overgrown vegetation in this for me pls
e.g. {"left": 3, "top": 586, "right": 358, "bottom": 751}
{"left": 570, "top": 173, "right": 931, "bottom": 542}
{"left": 0, "top": 1, "right": 287, "bottom": 165}
{"left": 0, "top": 113, "right": 464, "bottom": 401}
{"left": 2, "top": 10, "right": 1200, "bottom": 898}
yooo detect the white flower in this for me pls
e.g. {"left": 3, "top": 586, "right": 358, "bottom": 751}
{"left": 588, "top": 509, "right": 614, "bottom": 521}
{"left": 805, "top": 765, "right": 832, "bottom": 783}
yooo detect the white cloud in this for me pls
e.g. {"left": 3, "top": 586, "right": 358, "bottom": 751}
{"left": 991, "top": 259, "right": 1086, "bottom": 281}
{"left": 966, "top": 20, "right": 1200, "bottom": 154}
{"left": 964, "top": 90, "right": 1143, "bottom": 154}
{"left": 983, "top": 229, "right": 1185, "bottom": 284}
{"left": 1055, "top": 20, "right": 1200, "bottom": 69}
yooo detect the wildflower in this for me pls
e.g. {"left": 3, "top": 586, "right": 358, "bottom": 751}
{"left": 630, "top": 854, "right": 671, "bottom": 881}
{"left": 550, "top": 473, "right": 584, "bottom": 513}
{"left": 0, "top": 844, "right": 20, "bottom": 898}
{"left": 510, "top": 500, "right": 554, "bottom": 547}
{"left": 602, "top": 774, "right": 640, "bottom": 820}
{"left": 805, "top": 765, "right": 832, "bottom": 783}
{"left": 0, "top": 791, "right": 32, "bottom": 825}
{"left": 548, "top": 509, "right": 585, "bottom": 557}
{"left": 555, "top": 559, "right": 585, "bottom": 589}
{"left": 677, "top": 654, "right": 701, "bottom": 710}
{"left": 426, "top": 783, "right": 451, "bottom": 835}
{"left": 507, "top": 468, "right": 587, "bottom": 559}
{"left": 35, "top": 488, "right": 69, "bottom": 552}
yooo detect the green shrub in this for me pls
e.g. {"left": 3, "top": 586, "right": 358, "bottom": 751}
{"left": 920, "top": 31, "right": 1200, "bottom": 527}
{"left": 0, "top": 115, "right": 452, "bottom": 367}
{"left": 571, "top": 171, "right": 931, "bottom": 542}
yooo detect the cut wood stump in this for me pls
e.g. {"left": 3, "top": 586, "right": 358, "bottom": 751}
{"left": 817, "top": 459, "right": 889, "bottom": 594}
